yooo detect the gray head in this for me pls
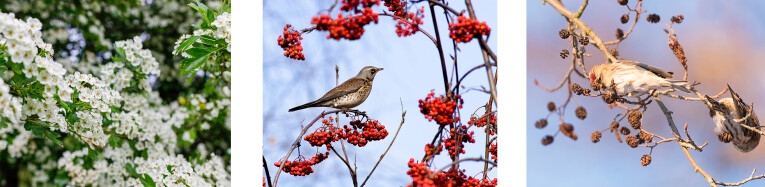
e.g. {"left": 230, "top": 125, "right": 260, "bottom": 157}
{"left": 355, "top": 66, "right": 383, "bottom": 80}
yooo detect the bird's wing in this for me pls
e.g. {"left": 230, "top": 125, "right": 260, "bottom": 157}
{"left": 618, "top": 60, "right": 674, "bottom": 78}
{"left": 312, "top": 78, "right": 365, "bottom": 104}
{"left": 728, "top": 85, "right": 758, "bottom": 124}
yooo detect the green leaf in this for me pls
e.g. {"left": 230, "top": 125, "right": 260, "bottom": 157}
{"left": 199, "top": 35, "right": 218, "bottom": 46}
{"left": 180, "top": 53, "right": 210, "bottom": 77}
{"left": 87, "top": 147, "right": 99, "bottom": 160}
{"left": 109, "top": 136, "right": 122, "bottom": 148}
{"left": 175, "top": 35, "right": 200, "bottom": 56}
{"left": 192, "top": 42, "right": 217, "bottom": 53}
{"left": 0, "top": 118, "right": 9, "bottom": 128}
{"left": 54, "top": 172, "right": 71, "bottom": 185}
{"left": 115, "top": 46, "right": 126, "bottom": 62}
{"left": 186, "top": 47, "right": 213, "bottom": 58}
{"left": 125, "top": 163, "right": 139, "bottom": 178}
{"left": 45, "top": 131, "right": 64, "bottom": 147}
{"left": 140, "top": 174, "right": 156, "bottom": 187}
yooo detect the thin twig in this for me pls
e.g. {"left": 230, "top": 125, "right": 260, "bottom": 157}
{"left": 428, "top": 2, "right": 453, "bottom": 97}
{"left": 543, "top": 0, "right": 617, "bottom": 63}
{"left": 330, "top": 146, "right": 358, "bottom": 187}
{"left": 604, "top": 0, "right": 644, "bottom": 45}
{"left": 464, "top": 0, "right": 498, "bottom": 106}
{"left": 273, "top": 109, "right": 364, "bottom": 187}
{"left": 264, "top": 156, "right": 273, "bottom": 187}
{"left": 361, "top": 108, "right": 407, "bottom": 187}
{"left": 429, "top": 158, "right": 497, "bottom": 179}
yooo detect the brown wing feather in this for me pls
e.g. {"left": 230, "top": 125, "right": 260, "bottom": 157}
{"left": 313, "top": 78, "right": 365, "bottom": 105}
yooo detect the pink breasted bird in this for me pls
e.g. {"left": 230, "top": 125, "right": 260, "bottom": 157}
{"left": 707, "top": 85, "right": 760, "bottom": 152}
{"left": 589, "top": 60, "right": 690, "bottom": 97}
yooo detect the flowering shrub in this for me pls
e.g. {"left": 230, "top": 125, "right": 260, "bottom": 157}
{"left": 0, "top": 1, "right": 230, "bottom": 186}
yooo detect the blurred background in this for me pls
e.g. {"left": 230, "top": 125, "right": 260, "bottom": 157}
{"left": 528, "top": 0, "right": 765, "bottom": 186}
{"left": 263, "top": 1, "right": 497, "bottom": 186}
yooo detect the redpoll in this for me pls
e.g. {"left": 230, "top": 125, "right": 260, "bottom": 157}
{"left": 707, "top": 85, "right": 760, "bottom": 152}
{"left": 589, "top": 60, "right": 690, "bottom": 97}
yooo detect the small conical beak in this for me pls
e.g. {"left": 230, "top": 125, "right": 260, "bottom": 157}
{"left": 377, "top": 68, "right": 384, "bottom": 71}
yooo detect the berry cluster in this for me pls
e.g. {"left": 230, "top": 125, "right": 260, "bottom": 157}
{"left": 305, "top": 116, "right": 389, "bottom": 150}
{"left": 406, "top": 158, "right": 497, "bottom": 187}
{"left": 274, "top": 152, "right": 329, "bottom": 176}
{"left": 311, "top": 1, "right": 380, "bottom": 41}
{"left": 448, "top": 16, "right": 491, "bottom": 43}
{"left": 341, "top": 0, "right": 380, "bottom": 13}
{"left": 489, "top": 143, "right": 497, "bottom": 161}
{"left": 277, "top": 24, "right": 305, "bottom": 60}
{"left": 444, "top": 125, "right": 476, "bottom": 159}
{"left": 304, "top": 117, "right": 341, "bottom": 150}
{"left": 424, "top": 144, "right": 443, "bottom": 157}
{"left": 419, "top": 90, "right": 463, "bottom": 125}
{"left": 383, "top": 0, "right": 425, "bottom": 37}
{"left": 468, "top": 113, "right": 496, "bottom": 128}
{"left": 342, "top": 119, "right": 389, "bottom": 146}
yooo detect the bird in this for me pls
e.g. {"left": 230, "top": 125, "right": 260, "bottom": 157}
{"left": 589, "top": 60, "right": 690, "bottom": 97}
{"left": 707, "top": 85, "right": 760, "bottom": 152}
{"left": 289, "top": 66, "right": 383, "bottom": 112}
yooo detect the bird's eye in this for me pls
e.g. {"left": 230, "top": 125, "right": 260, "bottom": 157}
{"left": 370, "top": 69, "right": 376, "bottom": 73}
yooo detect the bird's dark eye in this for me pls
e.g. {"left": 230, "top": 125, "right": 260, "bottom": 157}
{"left": 370, "top": 69, "right": 376, "bottom": 73}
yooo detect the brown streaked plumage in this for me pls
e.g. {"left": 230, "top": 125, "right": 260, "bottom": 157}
{"left": 708, "top": 85, "right": 760, "bottom": 152}
{"left": 289, "top": 66, "right": 383, "bottom": 112}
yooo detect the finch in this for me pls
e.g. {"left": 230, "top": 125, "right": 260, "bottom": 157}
{"left": 707, "top": 85, "right": 760, "bottom": 152}
{"left": 589, "top": 60, "right": 690, "bottom": 97}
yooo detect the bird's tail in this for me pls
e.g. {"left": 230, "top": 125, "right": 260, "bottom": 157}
{"left": 669, "top": 80, "right": 691, "bottom": 93}
{"left": 288, "top": 101, "right": 318, "bottom": 112}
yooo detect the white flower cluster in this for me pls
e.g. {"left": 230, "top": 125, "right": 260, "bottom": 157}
{"left": 0, "top": 79, "right": 22, "bottom": 123}
{"left": 57, "top": 148, "right": 109, "bottom": 186}
{"left": 0, "top": 13, "right": 45, "bottom": 64}
{"left": 0, "top": 8, "right": 231, "bottom": 187}
{"left": 211, "top": 12, "right": 231, "bottom": 52}
{"left": 0, "top": 125, "right": 33, "bottom": 158}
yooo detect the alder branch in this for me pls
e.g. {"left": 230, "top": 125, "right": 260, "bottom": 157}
{"left": 543, "top": 0, "right": 618, "bottom": 63}
{"left": 604, "top": 0, "right": 644, "bottom": 45}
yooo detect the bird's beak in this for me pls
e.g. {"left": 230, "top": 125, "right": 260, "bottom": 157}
{"left": 377, "top": 68, "right": 384, "bottom": 71}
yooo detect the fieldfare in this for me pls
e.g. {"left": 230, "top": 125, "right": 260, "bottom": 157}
{"left": 289, "top": 66, "right": 383, "bottom": 112}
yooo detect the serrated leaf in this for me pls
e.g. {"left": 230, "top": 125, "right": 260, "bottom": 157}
{"left": 199, "top": 35, "right": 218, "bottom": 46}
{"left": 191, "top": 42, "right": 217, "bottom": 53}
{"left": 175, "top": 35, "right": 200, "bottom": 56}
{"left": 186, "top": 47, "right": 213, "bottom": 58}
{"left": 46, "top": 132, "right": 64, "bottom": 147}
{"left": 180, "top": 53, "right": 210, "bottom": 76}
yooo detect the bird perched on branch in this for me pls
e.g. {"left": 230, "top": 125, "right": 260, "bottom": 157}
{"left": 589, "top": 60, "right": 690, "bottom": 97}
{"left": 707, "top": 85, "right": 760, "bottom": 152}
{"left": 289, "top": 66, "right": 383, "bottom": 112}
